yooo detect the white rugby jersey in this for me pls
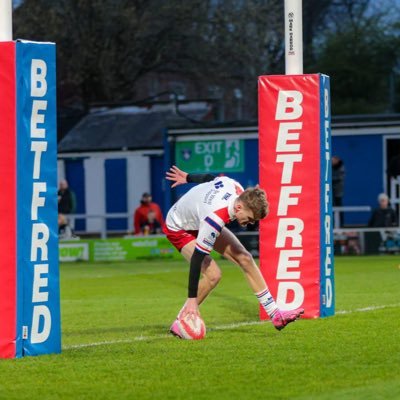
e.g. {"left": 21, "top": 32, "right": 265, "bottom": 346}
{"left": 165, "top": 176, "right": 244, "bottom": 254}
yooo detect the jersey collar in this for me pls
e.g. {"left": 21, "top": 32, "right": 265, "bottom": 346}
{"left": 228, "top": 198, "right": 236, "bottom": 220}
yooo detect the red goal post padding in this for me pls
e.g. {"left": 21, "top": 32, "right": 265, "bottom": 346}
{"left": 258, "top": 74, "right": 335, "bottom": 319}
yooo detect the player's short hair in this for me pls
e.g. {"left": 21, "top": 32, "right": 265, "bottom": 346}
{"left": 238, "top": 187, "right": 269, "bottom": 220}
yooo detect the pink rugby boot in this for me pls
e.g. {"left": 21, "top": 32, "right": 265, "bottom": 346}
{"left": 272, "top": 308, "right": 304, "bottom": 331}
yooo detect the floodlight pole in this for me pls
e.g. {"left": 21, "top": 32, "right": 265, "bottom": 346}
{"left": 0, "top": 0, "right": 13, "bottom": 41}
{"left": 284, "top": 0, "right": 303, "bottom": 75}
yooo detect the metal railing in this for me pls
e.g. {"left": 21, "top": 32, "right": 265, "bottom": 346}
{"left": 67, "top": 213, "right": 132, "bottom": 239}
{"left": 332, "top": 206, "right": 371, "bottom": 228}
{"left": 65, "top": 206, "right": 374, "bottom": 239}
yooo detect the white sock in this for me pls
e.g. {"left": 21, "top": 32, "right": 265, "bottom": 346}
{"left": 256, "top": 288, "right": 278, "bottom": 317}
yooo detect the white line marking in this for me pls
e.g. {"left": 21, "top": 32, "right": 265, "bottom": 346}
{"left": 63, "top": 303, "right": 400, "bottom": 350}
{"left": 335, "top": 303, "right": 400, "bottom": 315}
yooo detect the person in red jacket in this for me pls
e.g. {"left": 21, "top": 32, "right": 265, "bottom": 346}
{"left": 134, "top": 192, "right": 164, "bottom": 235}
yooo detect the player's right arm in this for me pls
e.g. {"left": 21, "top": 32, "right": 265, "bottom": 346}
{"left": 166, "top": 165, "right": 216, "bottom": 188}
{"left": 181, "top": 248, "right": 207, "bottom": 317}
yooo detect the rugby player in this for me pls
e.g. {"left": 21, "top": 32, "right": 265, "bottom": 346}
{"left": 164, "top": 165, "right": 303, "bottom": 336}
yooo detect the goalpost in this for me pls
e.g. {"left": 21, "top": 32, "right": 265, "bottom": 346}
{"left": 0, "top": 0, "right": 12, "bottom": 41}
{"left": 258, "top": 0, "right": 335, "bottom": 319}
{"left": 284, "top": 0, "right": 303, "bottom": 75}
{"left": 0, "top": 0, "right": 61, "bottom": 358}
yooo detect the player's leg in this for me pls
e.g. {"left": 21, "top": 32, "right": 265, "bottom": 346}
{"left": 180, "top": 240, "right": 222, "bottom": 305}
{"left": 214, "top": 228, "right": 268, "bottom": 293}
{"left": 214, "top": 228, "right": 303, "bottom": 330}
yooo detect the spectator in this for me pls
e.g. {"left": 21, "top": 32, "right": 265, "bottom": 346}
{"left": 332, "top": 156, "right": 345, "bottom": 227}
{"left": 368, "top": 193, "right": 397, "bottom": 227}
{"left": 58, "top": 179, "right": 75, "bottom": 214}
{"left": 134, "top": 192, "right": 164, "bottom": 235}
{"left": 141, "top": 210, "right": 162, "bottom": 235}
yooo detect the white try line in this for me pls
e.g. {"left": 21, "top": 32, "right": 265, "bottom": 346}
{"left": 63, "top": 303, "right": 400, "bottom": 350}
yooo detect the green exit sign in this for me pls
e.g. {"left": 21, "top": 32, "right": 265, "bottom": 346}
{"left": 175, "top": 139, "right": 244, "bottom": 173}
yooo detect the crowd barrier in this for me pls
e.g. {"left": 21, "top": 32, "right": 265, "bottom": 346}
{"left": 59, "top": 226, "right": 400, "bottom": 263}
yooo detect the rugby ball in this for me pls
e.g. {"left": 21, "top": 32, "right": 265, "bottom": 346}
{"left": 176, "top": 315, "right": 206, "bottom": 340}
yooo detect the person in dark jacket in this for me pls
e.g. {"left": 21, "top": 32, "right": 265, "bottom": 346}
{"left": 369, "top": 193, "right": 397, "bottom": 227}
{"left": 134, "top": 192, "right": 164, "bottom": 235}
{"left": 140, "top": 210, "right": 162, "bottom": 235}
{"left": 58, "top": 179, "right": 74, "bottom": 214}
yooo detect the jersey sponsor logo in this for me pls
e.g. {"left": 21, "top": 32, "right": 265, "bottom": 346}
{"left": 222, "top": 192, "right": 232, "bottom": 201}
{"left": 202, "top": 238, "right": 214, "bottom": 248}
{"left": 203, "top": 188, "right": 219, "bottom": 205}
{"left": 203, "top": 231, "right": 217, "bottom": 248}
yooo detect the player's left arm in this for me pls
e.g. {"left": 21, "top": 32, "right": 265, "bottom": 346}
{"left": 166, "top": 165, "right": 216, "bottom": 188}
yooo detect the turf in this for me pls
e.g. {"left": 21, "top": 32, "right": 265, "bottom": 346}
{"left": 1, "top": 256, "right": 399, "bottom": 400}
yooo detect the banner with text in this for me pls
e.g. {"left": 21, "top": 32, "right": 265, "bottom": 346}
{"left": 258, "top": 74, "right": 334, "bottom": 319}
{"left": 16, "top": 41, "right": 61, "bottom": 357}
{"left": 59, "top": 237, "right": 184, "bottom": 263}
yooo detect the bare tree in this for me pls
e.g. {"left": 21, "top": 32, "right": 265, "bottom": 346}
{"left": 15, "top": 0, "right": 394, "bottom": 119}
{"left": 314, "top": 0, "right": 400, "bottom": 114}
{"left": 13, "top": 0, "right": 286, "bottom": 118}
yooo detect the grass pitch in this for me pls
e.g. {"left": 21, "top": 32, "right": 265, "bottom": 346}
{"left": 0, "top": 256, "right": 399, "bottom": 400}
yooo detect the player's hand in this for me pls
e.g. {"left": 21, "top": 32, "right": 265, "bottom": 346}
{"left": 180, "top": 298, "right": 200, "bottom": 319}
{"left": 165, "top": 165, "right": 188, "bottom": 188}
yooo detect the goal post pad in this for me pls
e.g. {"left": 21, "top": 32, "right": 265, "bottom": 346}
{"left": 258, "top": 74, "right": 334, "bottom": 319}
